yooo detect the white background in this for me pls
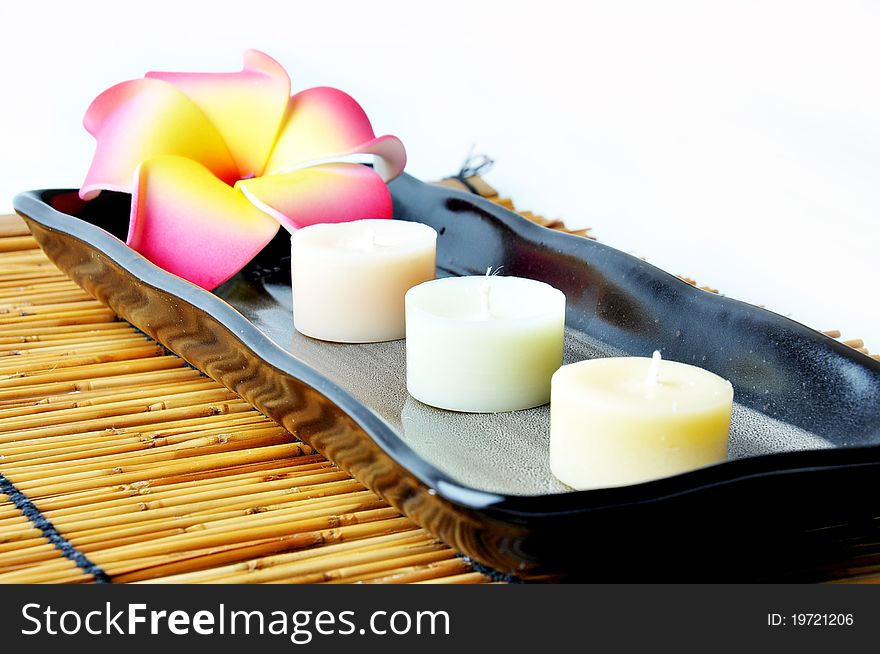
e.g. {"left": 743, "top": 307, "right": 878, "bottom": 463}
{"left": 1, "top": 1, "right": 877, "bottom": 348}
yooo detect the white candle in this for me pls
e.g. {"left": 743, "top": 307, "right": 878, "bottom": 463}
{"left": 291, "top": 219, "right": 437, "bottom": 343}
{"left": 405, "top": 274, "right": 566, "bottom": 412}
{"left": 549, "top": 351, "right": 734, "bottom": 489}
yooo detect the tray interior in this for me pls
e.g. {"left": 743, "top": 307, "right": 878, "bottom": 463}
{"left": 215, "top": 261, "right": 832, "bottom": 495}
{"left": 42, "top": 185, "right": 880, "bottom": 496}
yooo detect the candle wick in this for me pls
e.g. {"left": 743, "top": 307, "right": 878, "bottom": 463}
{"left": 479, "top": 282, "right": 492, "bottom": 319}
{"left": 647, "top": 350, "right": 662, "bottom": 386}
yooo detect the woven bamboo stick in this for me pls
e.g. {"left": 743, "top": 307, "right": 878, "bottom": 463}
{"left": 268, "top": 548, "right": 454, "bottom": 585}
{"left": 0, "top": 253, "right": 48, "bottom": 267}
{"left": 0, "top": 330, "right": 140, "bottom": 351}
{"left": 35, "top": 473, "right": 357, "bottom": 529}
{"left": 0, "top": 346, "right": 165, "bottom": 378}
{"left": 0, "top": 411, "right": 275, "bottom": 458}
{"left": 0, "top": 372, "right": 200, "bottom": 406}
{"left": 0, "top": 321, "right": 130, "bottom": 340}
{"left": 0, "top": 332, "right": 146, "bottom": 355}
{"left": 0, "top": 439, "right": 304, "bottom": 528}
{"left": 0, "top": 366, "right": 202, "bottom": 404}
{"left": 0, "top": 380, "right": 223, "bottom": 413}
{"left": 140, "top": 525, "right": 429, "bottom": 584}
{"left": 0, "top": 441, "right": 307, "bottom": 498}
{"left": 104, "top": 454, "right": 328, "bottom": 496}
{"left": 0, "top": 515, "right": 38, "bottom": 539}
{"left": 70, "top": 506, "right": 404, "bottom": 573}
{"left": 0, "top": 256, "right": 47, "bottom": 268}
{"left": 0, "top": 285, "right": 87, "bottom": 303}
{"left": 0, "top": 390, "right": 237, "bottom": 435}
{"left": 0, "top": 264, "right": 59, "bottom": 277}
{"left": 0, "top": 331, "right": 147, "bottom": 354}
{"left": 0, "top": 297, "right": 100, "bottom": 313}
{"left": 0, "top": 270, "right": 74, "bottom": 283}
{"left": 0, "top": 343, "right": 163, "bottom": 377}
{"left": 0, "top": 399, "right": 253, "bottom": 446}
{"left": 0, "top": 566, "right": 92, "bottom": 584}
{"left": 117, "top": 521, "right": 423, "bottom": 583}
{"left": 55, "top": 481, "right": 372, "bottom": 539}
{"left": 5, "top": 430, "right": 294, "bottom": 483}
{"left": 0, "top": 419, "right": 282, "bottom": 467}
{"left": 0, "top": 311, "right": 118, "bottom": 330}
{"left": 0, "top": 386, "right": 237, "bottom": 436}
{"left": 0, "top": 523, "right": 47, "bottom": 546}
{"left": 0, "top": 355, "right": 184, "bottom": 390}
{"left": 97, "top": 541, "right": 322, "bottom": 580}
{"left": 7, "top": 502, "right": 354, "bottom": 569}
{"left": 0, "top": 305, "right": 114, "bottom": 325}
{"left": 0, "top": 498, "right": 393, "bottom": 570}
{"left": 61, "top": 482, "right": 368, "bottom": 547}
{"left": 0, "top": 290, "right": 94, "bottom": 309}
{"left": 8, "top": 436, "right": 288, "bottom": 486}
{"left": 124, "top": 452, "right": 330, "bottom": 490}
{"left": 0, "top": 271, "right": 69, "bottom": 284}
{"left": 0, "top": 279, "right": 82, "bottom": 296}
{"left": 61, "top": 492, "right": 384, "bottom": 555}
{"left": 0, "top": 217, "right": 30, "bottom": 238}
{"left": 0, "top": 280, "right": 86, "bottom": 295}
{"left": 0, "top": 252, "right": 49, "bottom": 262}
{"left": 14, "top": 456, "right": 333, "bottom": 522}
{"left": 0, "top": 236, "right": 39, "bottom": 253}
{"left": 0, "top": 557, "right": 89, "bottom": 585}
{"left": 415, "top": 572, "right": 494, "bottom": 584}
{"left": 0, "top": 377, "right": 218, "bottom": 415}
{"left": 357, "top": 557, "right": 473, "bottom": 584}
{"left": 0, "top": 276, "right": 84, "bottom": 290}
{"left": 11, "top": 442, "right": 310, "bottom": 496}
{"left": 0, "top": 506, "right": 22, "bottom": 521}
{"left": 1, "top": 428, "right": 291, "bottom": 475}
{"left": 26, "top": 458, "right": 334, "bottom": 519}
{"left": 0, "top": 533, "right": 53, "bottom": 554}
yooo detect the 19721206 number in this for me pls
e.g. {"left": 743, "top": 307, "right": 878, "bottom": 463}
{"left": 768, "top": 613, "right": 854, "bottom": 627}
{"left": 792, "top": 614, "right": 853, "bottom": 626}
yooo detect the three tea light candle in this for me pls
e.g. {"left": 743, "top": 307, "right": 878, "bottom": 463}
{"left": 289, "top": 218, "right": 734, "bottom": 489}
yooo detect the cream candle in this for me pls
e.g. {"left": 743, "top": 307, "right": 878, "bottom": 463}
{"left": 549, "top": 351, "right": 734, "bottom": 489}
{"left": 291, "top": 219, "right": 437, "bottom": 343}
{"left": 405, "top": 274, "right": 566, "bottom": 412}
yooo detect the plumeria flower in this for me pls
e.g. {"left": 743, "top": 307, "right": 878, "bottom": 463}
{"left": 79, "top": 50, "right": 406, "bottom": 289}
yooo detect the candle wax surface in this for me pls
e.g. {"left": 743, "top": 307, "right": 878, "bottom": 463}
{"left": 550, "top": 356, "right": 734, "bottom": 490}
{"left": 291, "top": 219, "right": 436, "bottom": 343}
{"left": 405, "top": 275, "right": 565, "bottom": 413}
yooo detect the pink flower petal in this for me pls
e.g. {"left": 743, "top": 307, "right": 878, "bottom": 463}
{"left": 80, "top": 78, "right": 237, "bottom": 201}
{"left": 262, "top": 87, "right": 406, "bottom": 182}
{"left": 128, "top": 155, "right": 279, "bottom": 289}
{"left": 236, "top": 163, "right": 392, "bottom": 232}
{"left": 147, "top": 50, "right": 291, "bottom": 179}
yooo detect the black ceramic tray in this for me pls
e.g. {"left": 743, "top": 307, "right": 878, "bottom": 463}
{"left": 14, "top": 175, "right": 880, "bottom": 581}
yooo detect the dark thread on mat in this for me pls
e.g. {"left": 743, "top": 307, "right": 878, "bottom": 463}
{"left": 457, "top": 554, "right": 523, "bottom": 583}
{"left": 450, "top": 151, "right": 496, "bottom": 195}
{"left": 0, "top": 472, "right": 111, "bottom": 583}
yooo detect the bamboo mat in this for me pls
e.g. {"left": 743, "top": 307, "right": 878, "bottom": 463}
{"left": 0, "top": 215, "right": 491, "bottom": 584}
{"left": 2, "top": 177, "right": 877, "bottom": 584}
